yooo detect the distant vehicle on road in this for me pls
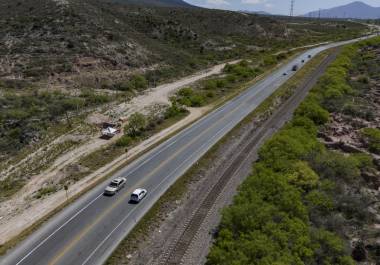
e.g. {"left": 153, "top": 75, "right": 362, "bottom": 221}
{"left": 104, "top": 177, "right": 126, "bottom": 195}
{"left": 130, "top": 188, "right": 147, "bottom": 203}
{"left": 301, "top": 59, "right": 305, "bottom": 63}
{"left": 308, "top": 54, "right": 312, "bottom": 58}
{"left": 292, "top": 65, "right": 298, "bottom": 71}
{"left": 283, "top": 72, "right": 287, "bottom": 76}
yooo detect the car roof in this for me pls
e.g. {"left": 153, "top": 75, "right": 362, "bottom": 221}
{"left": 112, "top": 177, "right": 124, "bottom": 183}
{"left": 132, "top": 188, "right": 145, "bottom": 195}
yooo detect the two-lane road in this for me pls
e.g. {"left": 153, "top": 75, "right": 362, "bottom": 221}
{"left": 0, "top": 36, "right": 371, "bottom": 265}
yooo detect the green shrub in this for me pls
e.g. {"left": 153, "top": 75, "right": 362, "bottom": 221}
{"left": 124, "top": 112, "right": 147, "bottom": 137}
{"left": 204, "top": 80, "right": 217, "bottom": 90}
{"left": 0, "top": 178, "right": 25, "bottom": 200}
{"left": 130, "top": 75, "right": 148, "bottom": 90}
{"left": 305, "top": 190, "right": 334, "bottom": 214}
{"left": 263, "top": 55, "right": 277, "bottom": 66}
{"left": 311, "top": 229, "right": 355, "bottom": 265}
{"left": 358, "top": 75, "right": 369, "bottom": 84}
{"left": 114, "top": 75, "right": 148, "bottom": 91}
{"left": 287, "top": 161, "right": 319, "bottom": 191}
{"left": 116, "top": 135, "right": 133, "bottom": 147}
{"left": 258, "top": 127, "right": 321, "bottom": 171}
{"left": 309, "top": 151, "right": 361, "bottom": 182}
{"left": 205, "top": 91, "right": 215, "bottom": 98}
{"left": 224, "top": 61, "right": 254, "bottom": 78}
{"left": 351, "top": 153, "right": 374, "bottom": 169}
{"left": 189, "top": 94, "right": 205, "bottom": 107}
{"left": 226, "top": 74, "right": 237, "bottom": 83}
{"left": 164, "top": 102, "right": 187, "bottom": 119}
{"left": 216, "top": 79, "right": 227, "bottom": 88}
{"left": 361, "top": 128, "right": 380, "bottom": 154}
{"left": 114, "top": 81, "right": 132, "bottom": 91}
{"left": 178, "top": 87, "right": 194, "bottom": 97}
{"left": 295, "top": 99, "right": 329, "bottom": 125}
{"left": 175, "top": 87, "right": 205, "bottom": 107}
{"left": 34, "top": 185, "right": 58, "bottom": 199}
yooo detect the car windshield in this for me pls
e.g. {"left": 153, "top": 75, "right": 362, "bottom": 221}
{"left": 109, "top": 182, "right": 118, "bottom": 188}
{"left": 131, "top": 194, "right": 138, "bottom": 199}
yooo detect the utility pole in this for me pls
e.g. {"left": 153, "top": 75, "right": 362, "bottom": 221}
{"left": 289, "top": 0, "right": 295, "bottom": 17}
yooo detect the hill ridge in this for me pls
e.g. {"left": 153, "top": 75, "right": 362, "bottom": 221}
{"left": 305, "top": 1, "right": 380, "bottom": 19}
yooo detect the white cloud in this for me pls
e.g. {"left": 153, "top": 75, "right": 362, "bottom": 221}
{"left": 265, "top": 3, "right": 273, "bottom": 8}
{"left": 241, "top": 0, "right": 266, "bottom": 4}
{"left": 206, "top": 0, "right": 230, "bottom": 5}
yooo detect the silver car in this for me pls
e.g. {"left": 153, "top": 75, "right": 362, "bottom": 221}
{"left": 103, "top": 177, "right": 126, "bottom": 196}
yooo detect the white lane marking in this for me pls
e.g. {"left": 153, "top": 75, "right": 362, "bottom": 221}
{"left": 81, "top": 109, "right": 241, "bottom": 265}
{"left": 141, "top": 44, "right": 320, "bottom": 165}
{"left": 82, "top": 63, "right": 308, "bottom": 263}
{"left": 12, "top": 36, "right": 368, "bottom": 265}
{"left": 118, "top": 93, "right": 242, "bottom": 179}
{"left": 13, "top": 81, "right": 250, "bottom": 265}
{"left": 11, "top": 80, "right": 241, "bottom": 265}
{"left": 14, "top": 193, "right": 103, "bottom": 265}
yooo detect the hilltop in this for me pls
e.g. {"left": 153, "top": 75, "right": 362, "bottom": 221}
{"left": 0, "top": 0, "right": 367, "bottom": 158}
{"left": 108, "top": 0, "right": 193, "bottom": 7}
{"left": 0, "top": 0, "right": 365, "bottom": 87}
{"left": 305, "top": 1, "right": 380, "bottom": 19}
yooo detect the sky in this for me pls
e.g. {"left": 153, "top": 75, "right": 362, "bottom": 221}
{"left": 184, "top": 0, "right": 380, "bottom": 15}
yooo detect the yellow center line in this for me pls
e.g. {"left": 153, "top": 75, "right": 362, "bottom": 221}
{"left": 48, "top": 96, "right": 245, "bottom": 265}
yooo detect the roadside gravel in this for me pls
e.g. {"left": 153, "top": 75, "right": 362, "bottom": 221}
{"left": 121, "top": 48, "right": 341, "bottom": 265}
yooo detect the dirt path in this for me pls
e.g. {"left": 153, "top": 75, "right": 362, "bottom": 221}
{"left": 0, "top": 41, "right": 332, "bottom": 246}
{"left": 0, "top": 106, "right": 210, "bottom": 244}
{"left": 0, "top": 59, "right": 234, "bottom": 245}
{"left": 107, "top": 60, "right": 240, "bottom": 118}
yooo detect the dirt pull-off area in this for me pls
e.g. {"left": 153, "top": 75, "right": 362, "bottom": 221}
{"left": 0, "top": 58, "right": 237, "bottom": 245}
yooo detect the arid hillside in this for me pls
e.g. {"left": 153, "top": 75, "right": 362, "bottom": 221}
{"left": 0, "top": 0, "right": 367, "bottom": 159}
{"left": 0, "top": 0, "right": 366, "bottom": 86}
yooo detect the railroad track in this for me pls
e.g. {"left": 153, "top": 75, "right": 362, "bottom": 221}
{"left": 159, "top": 48, "right": 340, "bottom": 265}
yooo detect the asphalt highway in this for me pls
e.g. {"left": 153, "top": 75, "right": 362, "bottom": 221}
{"left": 0, "top": 36, "right": 371, "bottom": 265}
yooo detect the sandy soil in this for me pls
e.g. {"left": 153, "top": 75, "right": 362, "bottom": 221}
{"left": 0, "top": 41, "right": 333, "bottom": 246}
{"left": 107, "top": 60, "right": 240, "bottom": 118}
{"left": 0, "top": 106, "right": 210, "bottom": 245}
{"left": 0, "top": 58, "right": 235, "bottom": 245}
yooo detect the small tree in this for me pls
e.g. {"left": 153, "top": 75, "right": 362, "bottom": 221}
{"left": 125, "top": 112, "right": 147, "bottom": 137}
{"left": 131, "top": 75, "right": 148, "bottom": 90}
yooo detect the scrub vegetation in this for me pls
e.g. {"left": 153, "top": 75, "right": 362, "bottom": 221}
{"left": 0, "top": 88, "right": 111, "bottom": 160}
{"left": 104, "top": 46, "right": 338, "bottom": 265}
{"left": 171, "top": 54, "right": 291, "bottom": 107}
{"left": 0, "top": 0, "right": 367, "bottom": 165}
{"left": 63, "top": 102, "right": 188, "bottom": 185}
{"left": 207, "top": 37, "right": 380, "bottom": 265}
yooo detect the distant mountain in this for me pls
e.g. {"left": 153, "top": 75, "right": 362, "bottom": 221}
{"left": 108, "top": 0, "right": 193, "bottom": 8}
{"left": 240, "top": 10, "right": 271, "bottom": 15}
{"left": 305, "top": 1, "right": 380, "bottom": 19}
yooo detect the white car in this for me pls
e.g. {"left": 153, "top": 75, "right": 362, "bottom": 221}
{"left": 103, "top": 177, "right": 126, "bottom": 195}
{"left": 130, "top": 188, "right": 147, "bottom": 203}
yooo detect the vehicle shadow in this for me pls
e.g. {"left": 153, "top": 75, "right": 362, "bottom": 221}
{"left": 102, "top": 193, "right": 116, "bottom": 197}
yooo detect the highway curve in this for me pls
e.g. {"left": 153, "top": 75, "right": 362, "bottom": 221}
{"left": 0, "top": 37, "right": 370, "bottom": 265}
